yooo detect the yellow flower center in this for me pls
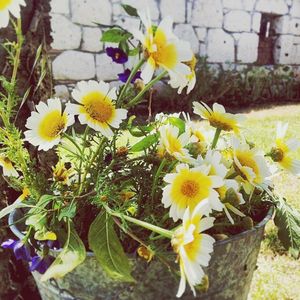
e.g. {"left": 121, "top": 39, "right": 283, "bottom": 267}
{"left": 181, "top": 180, "right": 200, "bottom": 198}
{"left": 82, "top": 91, "right": 115, "bottom": 123}
{"left": 38, "top": 110, "right": 67, "bottom": 141}
{"left": 209, "top": 113, "right": 237, "bottom": 132}
{"left": 0, "top": 0, "right": 11, "bottom": 10}
{"left": 148, "top": 29, "right": 177, "bottom": 69}
{"left": 270, "top": 147, "right": 284, "bottom": 162}
{"left": 171, "top": 169, "right": 212, "bottom": 210}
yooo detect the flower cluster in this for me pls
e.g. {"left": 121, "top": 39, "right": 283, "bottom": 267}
{"left": 0, "top": 3, "right": 300, "bottom": 299}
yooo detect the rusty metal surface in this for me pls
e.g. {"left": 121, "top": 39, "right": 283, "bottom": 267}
{"left": 10, "top": 208, "right": 273, "bottom": 300}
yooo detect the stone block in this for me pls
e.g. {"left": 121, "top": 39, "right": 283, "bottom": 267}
{"left": 82, "top": 27, "right": 103, "bottom": 52}
{"left": 51, "top": 14, "right": 81, "bottom": 50}
{"left": 54, "top": 85, "right": 70, "bottom": 100}
{"left": 71, "top": 0, "right": 112, "bottom": 26}
{"left": 290, "top": 18, "right": 300, "bottom": 35}
{"left": 252, "top": 13, "right": 262, "bottom": 33}
{"left": 50, "top": 0, "right": 69, "bottom": 14}
{"left": 273, "top": 35, "right": 295, "bottom": 64}
{"left": 224, "top": 10, "right": 251, "bottom": 32}
{"left": 195, "top": 28, "right": 207, "bottom": 42}
{"left": 291, "top": 0, "right": 300, "bottom": 18}
{"left": 174, "top": 24, "right": 199, "bottom": 53}
{"left": 160, "top": 0, "right": 185, "bottom": 23}
{"left": 255, "top": 0, "right": 288, "bottom": 15}
{"left": 191, "top": 0, "right": 223, "bottom": 28}
{"left": 223, "top": 0, "right": 243, "bottom": 9}
{"left": 121, "top": 0, "right": 159, "bottom": 20}
{"left": 116, "top": 17, "right": 141, "bottom": 32}
{"left": 52, "top": 51, "right": 95, "bottom": 80}
{"left": 206, "top": 29, "right": 235, "bottom": 63}
{"left": 96, "top": 53, "right": 124, "bottom": 81}
{"left": 274, "top": 15, "right": 291, "bottom": 34}
{"left": 243, "top": 0, "right": 256, "bottom": 11}
{"left": 237, "top": 33, "right": 259, "bottom": 63}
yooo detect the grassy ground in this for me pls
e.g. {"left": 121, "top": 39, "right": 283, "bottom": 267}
{"left": 243, "top": 105, "right": 300, "bottom": 300}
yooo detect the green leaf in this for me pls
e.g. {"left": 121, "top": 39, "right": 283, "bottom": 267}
{"left": 101, "top": 28, "right": 132, "bottom": 43}
{"left": 273, "top": 196, "right": 300, "bottom": 258}
{"left": 130, "top": 134, "right": 158, "bottom": 152}
{"left": 58, "top": 202, "right": 77, "bottom": 221}
{"left": 168, "top": 117, "right": 186, "bottom": 134}
{"left": 41, "top": 222, "right": 86, "bottom": 281}
{"left": 128, "top": 47, "right": 140, "bottom": 56}
{"left": 88, "top": 212, "right": 135, "bottom": 282}
{"left": 121, "top": 4, "right": 138, "bottom": 17}
{"left": 0, "top": 199, "right": 26, "bottom": 220}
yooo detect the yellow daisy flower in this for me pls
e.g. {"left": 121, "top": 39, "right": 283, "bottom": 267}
{"left": 159, "top": 124, "right": 196, "bottom": 163}
{"left": 162, "top": 163, "right": 223, "bottom": 221}
{"left": 0, "top": 0, "right": 25, "bottom": 28}
{"left": 269, "top": 122, "right": 300, "bottom": 175}
{"left": 193, "top": 102, "right": 245, "bottom": 134}
{"left": 66, "top": 80, "right": 127, "bottom": 138}
{"left": 172, "top": 201, "right": 215, "bottom": 297}
{"left": 24, "top": 98, "right": 74, "bottom": 151}
{"left": 232, "top": 137, "right": 271, "bottom": 192}
{"left": 0, "top": 155, "right": 18, "bottom": 177}
{"left": 132, "top": 9, "right": 193, "bottom": 84}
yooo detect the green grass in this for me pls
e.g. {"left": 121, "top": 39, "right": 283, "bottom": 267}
{"left": 243, "top": 105, "right": 300, "bottom": 300}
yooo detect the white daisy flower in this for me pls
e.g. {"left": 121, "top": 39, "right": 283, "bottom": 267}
{"left": 0, "top": 0, "right": 25, "bottom": 28}
{"left": 158, "top": 124, "right": 196, "bottom": 163}
{"left": 24, "top": 98, "right": 74, "bottom": 151}
{"left": 132, "top": 9, "right": 193, "bottom": 84}
{"left": 193, "top": 102, "right": 245, "bottom": 134}
{"left": 0, "top": 155, "right": 18, "bottom": 177}
{"left": 171, "top": 201, "right": 215, "bottom": 297}
{"left": 231, "top": 137, "right": 271, "bottom": 192}
{"left": 269, "top": 122, "right": 300, "bottom": 175}
{"left": 162, "top": 163, "right": 223, "bottom": 221}
{"left": 66, "top": 80, "right": 127, "bottom": 138}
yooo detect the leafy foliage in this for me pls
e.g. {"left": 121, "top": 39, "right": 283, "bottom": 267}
{"left": 273, "top": 196, "right": 300, "bottom": 258}
{"left": 88, "top": 211, "right": 135, "bottom": 282}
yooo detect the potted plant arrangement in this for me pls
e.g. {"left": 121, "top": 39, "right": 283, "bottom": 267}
{"left": 1, "top": 3, "right": 300, "bottom": 300}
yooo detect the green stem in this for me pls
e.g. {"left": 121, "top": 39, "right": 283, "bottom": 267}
{"left": 77, "top": 127, "right": 89, "bottom": 187}
{"left": 105, "top": 205, "right": 173, "bottom": 239}
{"left": 151, "top": 158, "right": 167, "bottom": 201}
{"left": 125, "top": 71, "right": 168, "bottom": 108}
{"left": 117, "top": 58, "right": 145, "bottom": 106}
{"left": 211, "top": 128, "right": 222, "bottom": 149}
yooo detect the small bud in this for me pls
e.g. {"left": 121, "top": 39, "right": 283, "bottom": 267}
{"left": 241, "top": 217, "right": 254, "bottom": 230}
{"left": 195, "top": 275, "right": 209, "bottom": 293}
{"left": 137, "top": 246, "right": 154, "bottom": 262}
{"left": 100, "top": 195, "right": 108, "bottom": 202}
{"left": 134, "top": 79, "right": 145, "bottom": 91}
{"left": 120, "top": 191, "right": 135, "bottom": 201}
{"left": 269, "top": 147, "right": 284, "bottom": 162}
{"left": 213, "top": 234, "right": 229, "bottom": 241}
{"left": 116, "top": 146, "right": 128, "bottom": 157}
{"left": 224, "top": 188, "right": 240, "bottom": 207}
{"left": 127, "top": 206, "right": 137, "bottom": 216}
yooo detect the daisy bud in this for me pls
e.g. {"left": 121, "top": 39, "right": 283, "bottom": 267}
{"left": 134, "top": 79, "right": 145, "bottom": 91}
{"left": 269, "top": 147, "right": 284, "bottom": 162}
{"left": 116, "top": 146, "right": 129, "bottom": 157}
{"left": 224, "top": 188, "right": 240, "bottom": 207}
{"left": 137, "top": 246, "right": 154, "bottom": 262}
{"left": 241, "top": 216, "right": 254, "bottom": 230}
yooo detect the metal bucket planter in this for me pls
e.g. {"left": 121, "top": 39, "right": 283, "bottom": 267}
{"left": 9, "top": 207, "right": 273, "bottom": 300}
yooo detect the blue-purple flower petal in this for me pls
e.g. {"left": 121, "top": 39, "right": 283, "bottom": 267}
{"left": 1, "top": 239, "right": 17, "bottom": 249}
{"left": 106, "top": 47, "right": 128, "bottom": 64}
{"left": 30, "top": 255, "right": 54, "bottom": 274}
{"left": 13, "top": 241, "right": 31, "bottom": 261}
{"left": 118, "top": 69, "right": 141, "bottom": 83}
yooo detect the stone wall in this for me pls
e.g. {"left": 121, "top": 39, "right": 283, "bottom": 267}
{"left": 49, "top": 0, "right": 300, "bottom": 97}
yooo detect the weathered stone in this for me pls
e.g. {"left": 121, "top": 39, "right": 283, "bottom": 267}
{"left": 255, "top": 0, "right": 289, "bottom": 15}
{"left": 199, "top": 43, "right": 207, "bottom": 56}
{"left": 50, "top": 0, "right": 69, "bottom": 14}
{"left": 186, "top": 0, "right": 192, "bottom": 23}
{"left": 252, "top": 13, "right": 262, "bottom": 33}
{"left": 71, "top": 0, "right": 112, "bottom": 26}
{"left": 224, "top": 10, "right": 251, "bottom": 32}
{"left": 195, "top": 28, "right": 207, "bottom": 42}
{"left": 116, "top": 17, "right": 141, "bottom": 32}
{"left": 237, "top": 33, "right": 259, "bottom": 63}
{"left": 122, "top": 0, "right": 159, "bottom": 20}
{"left": 160, "top": 0, "right": 185, "bottom": 23}
{"left": 51, "top": 14, "right": 81, "bottom": 50}
{"left": 290, "top": 18, "right": 300, "bottom": 35}
{"left": 174, "top": 24, "right": 199, "bottom": 53}
{"left": 52, "top": 51, "right": 95, "bottom": 80}
{"left": 290, "top": 0, "right": 300, "bottom": 18}
{"left": 82, "top": 27, "right": 103, "bottom": 52}
{"left": 96, "top": 53, "right": 124, "bottom": 81}
{"left": 223, "top": 0, "right": 243, "bottom": 9}
{"left": 206, "top": 29, "right": 235, "bottom": 63}
{"left": 274, "top": 15, "right": 291, "bottom": 34}
{"left": 243, "top": 0, "right": 256, "bottom": 10}
{"left": 191, "top": 0, "right": 223, "bottom": 28}
{"left": 54, "top": 85, "right": 70, "bottom": 100}
{"left": 273, "top": 35, "right": 295, "bottom": 64}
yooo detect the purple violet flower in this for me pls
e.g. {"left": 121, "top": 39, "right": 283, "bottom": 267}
{"left": 29, "top": 255, "right": 54, "bottom": 274}
{"left": 118, "top": 69, "right": 142, "bottom": 83}
{"left": 1, "top": 239, "right": 31, "bottom": 261}
{"left": 106, "top": 47, "right": 128, "bottom": 64}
